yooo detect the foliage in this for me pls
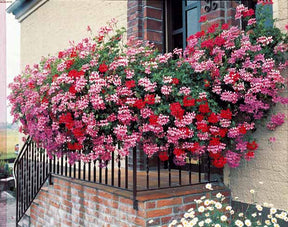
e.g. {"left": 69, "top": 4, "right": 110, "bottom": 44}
{"left": 8, "top": 3, "right": 288, "bottom": 168}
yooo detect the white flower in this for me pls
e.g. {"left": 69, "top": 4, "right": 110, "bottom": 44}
{"left": 205, "top": 213, "right": 210, "bottom": 217}
{"left": 204, "top": 200, "right": 210, "bottom": 206}
{"left": 245, "top": 219, "right": 252, "bottom": 226}
{"left": 195, "top": 199, "right": 202, "bottom": 204}
{"left": 221, "top": 215, "right": 228, "bottom": 222}
{"left": 198, "top": 206, "right": 205, "bottom": 213}
{"left": 216, "top": 192, "right": 222, "bottom": 198}
{"left": 267, "top": 214, "right": 272, "bottom": 219}
{"left": 191, "top": 217, "right": 198, "bottom": 224}
{"left": 188, "top": 208, "right": 194, "bottom": 213}
{"left": 226, "top": 206, "right": 232, "bottom": 211}
{"left": 215, "top": 202, "right": 222, "bottom": 209}
{"left": 256, "top": 221, "right": 262, "bottom": 225}
{"left": 207, "top": 206, "right": 214, "bottom": 211}
{"left": 263, "top": 202, "right": 269, "bottom": 207}
{"left": 205, "top": 183, "right": 213, "bottom": 190}
{"left": 250, "top": 189, "right": 255, "bottom": 194}
{"left": 235, "top": 220, "right": 244, "bottom": 227}
{"left": 265, "top": 220, "right": 271, "bottom": 225}
{"left": 252, "top": 213, "right": 257, "bottom": 217}
{"left": 215, "top": 224, "right": 221, "bottom": 227}
{"left": 271, "top": 218, "right": 277, "bottom": 224}
{"left": 256, "top": 205, "right": 263, "bottom": 211}
{"left": 239, "top": 213, "right": 244, "bottom": 217}
{"left": 201, "top": 196, "right": 206, "bottom": 200}
{"left": 148, "top": 219, "right": 154, "bottom": 224}
{"left": 230, "top": 210, "right": 235, "bottom": 215}
{"left": 270, "top": 208, "right": 277, "bottom": 214}
{"left": 198, "top": 221, "right": 204, "bottom": 227}
{"left": 205, "top": 218, "right": 212, "bottom": 224}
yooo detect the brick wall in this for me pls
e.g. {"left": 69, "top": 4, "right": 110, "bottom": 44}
{"left": 127, "top": 0, "right": 164, "bottom": 52}
{"left": 29, "top": 175, "right": 230, "bottom": 227}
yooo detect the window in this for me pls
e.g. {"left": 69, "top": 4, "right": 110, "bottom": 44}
{"left": 165, "top": 0, "right": 201, "bottom": 52}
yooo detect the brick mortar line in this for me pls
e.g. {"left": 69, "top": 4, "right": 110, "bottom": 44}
{"left": 143, "top": 16, "right": 163, "bottom": 22}
{"left": 143, "top": 5, "right": 162, "bottom": 11}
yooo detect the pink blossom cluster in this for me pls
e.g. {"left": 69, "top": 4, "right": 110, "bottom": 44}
{"left": 8, "top": 6, "right": 288, "bottom": 169}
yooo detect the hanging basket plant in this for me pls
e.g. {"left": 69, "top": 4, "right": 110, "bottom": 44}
{"left": 8, "top": 4, "right": 288, "bottom": 168}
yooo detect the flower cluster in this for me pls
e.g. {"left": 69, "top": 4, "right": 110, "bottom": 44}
{"left": 8, "top": 2, "right": 288, "bottom": 168}
{"left": 169, "top": 184, "right": 288, "bottom": 227}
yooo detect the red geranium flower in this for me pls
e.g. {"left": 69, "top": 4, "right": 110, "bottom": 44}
{"left": 239, "top": 125, "right": 247, "bottom": 134}
{"left": 204, "top": 79, "right": 210, "bottom": 87}
{"left": 195, "top": 31, "right": 205, "bottom": 38}
{"left": 209, "top": 137, "right": 221, "bottom": 146}
{"left": 189, "top": 142, "right": 200, "bottom": 153}
{"left": 209, "top": 151, "right": 221, "bottom": 159}
{"left": 58, "top": 51, "right": 64, "bottom": 59}
{"left": 173, "top": 148, "right": 185, "bottom": 156}
{"left": 65, "top": 59, "right": 74, "bottom": 69}
{"left": 99, "top": 63, "right": 108, "bottom": 73}
{"left": 52, "top": 74, "right": 59, "bottom": 82}
{"left": 197, "top": 122, "right": 209, "bottom": 133}
{"left": 149, "top": 114, "right": 158, "bottom": 125}
{"left": 183, "top": 96, "right": 195, "bottom": 107}
{"left": 247, "top": 141, "right": 258, "bottom": 150}
{"left": 69, "top": 85, "right": 77, "bottom": 94}
{"left": 220, "top": 109, "right": 232, "bottom": 120}
{"left": 67, "top": 142, "right": 83, "bottom": 151}
{"left": 245, "top": 151, "right": 255, "bottom": 161}
{"left": 212, "top": 156, "right": 227, "bottom": 168}
{"left": 159, "top": 151, "right": 169, "bottom": 161}
{"left": 199, "top": 15, "right": 207, "bottom": 23}
{"left": 170, "top": 102, "right": 185, "bottom": 119}
{"left": 68, "top": 69, "right": 84, "bottom": 78}
{"left": 144, "top": 94, "right": 155, "bottom": 105}
{"left": 134, "top": 99, "right": 145, "bottom": 109}
{"left": 219, "top": 128, "right": 228, "bottom": 138}
{"left": 172, "top": 78, "right": 179, "bottom": 85}
{"left": 221, "top": 23, "right": 229, "bottom": 30}
{"left": 208, "top": 112, "right": 218, "bottom": 124}
{"left": 195, "top": 114, "right": 204, "bottom": 122}
{"left": 73, "top": 128, "right": 85, "bottom": 138}
{"left": 125, "top": 80, "right": 136, "bottom": 89}
{"left": 199, "top": 103, "right": 210, "bottom": 114}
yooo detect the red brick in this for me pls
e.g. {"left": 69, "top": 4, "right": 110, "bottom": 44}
{"left": 119, "top": 197, "right": 133, "bottom": 205}
{"left": 144, "top": 7, "right": 162, "bottom": 20}
{"left": 161, "top": 216, "right": 176, "bottom": 224}
{"left": 50, "top": 200, "right": 60, "bottom": 209}
{"left": 62, "top": 199, "right": 72, "bottom": 207}
{"left": 144, "top": 31, "right": 162, "bottom": 42}
{"left": 157, "top": 198, "right": 182, "bottom": 207}
{"left": 146, "top": 201, "right": 156, "bottom": 209}
{"left": 144, "top": 18, "right": 162, "bottom": 31}
{"left": 146, "top": 0, "right": 162, "bottom": 9}
{"left": 146, "top": 208, "right": 172, "bottom": 218}
{"left": 84, "top": 187, "right": 97, "bottom": 194}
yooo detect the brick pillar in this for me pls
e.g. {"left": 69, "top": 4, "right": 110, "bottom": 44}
{"left": 200, "top": 0, "right": 241, "bottom": 31}
{"left": 127, "top": 0, "right": 164, "bottom": 52}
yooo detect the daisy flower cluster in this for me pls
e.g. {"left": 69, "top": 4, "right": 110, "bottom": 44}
{"left": 8, "top": 1, "right": 288, "bottom": 168}
{"left": 169, "top": 184, "right": 288, "bottom": 227}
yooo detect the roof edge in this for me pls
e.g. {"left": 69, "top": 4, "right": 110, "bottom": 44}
{"left": 7, "top": 0, "right": 48, "bottom": 21}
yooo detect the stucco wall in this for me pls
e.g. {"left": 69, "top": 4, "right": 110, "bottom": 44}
{"left": 20, "top": 0, "right": 127, "bottom": 69}
{"left": 224, "top": 0, "right": 288, "bottom": 209}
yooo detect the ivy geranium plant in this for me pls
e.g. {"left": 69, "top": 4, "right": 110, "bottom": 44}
{"left": 8, "top": 2, "right": 288, "bottom": 168}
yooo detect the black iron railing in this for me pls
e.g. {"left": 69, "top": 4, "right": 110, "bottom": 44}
{"left": 14, "top": 137, "right": 213, "bottom": 226}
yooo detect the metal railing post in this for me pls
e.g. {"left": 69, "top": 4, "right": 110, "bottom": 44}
{"left": 132, "top": 146, "right": 138, "bottom": 210}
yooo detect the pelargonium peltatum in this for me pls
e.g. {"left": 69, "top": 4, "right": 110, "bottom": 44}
{"left": 8, "top": 4, "right": 288, "bottom": 168}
